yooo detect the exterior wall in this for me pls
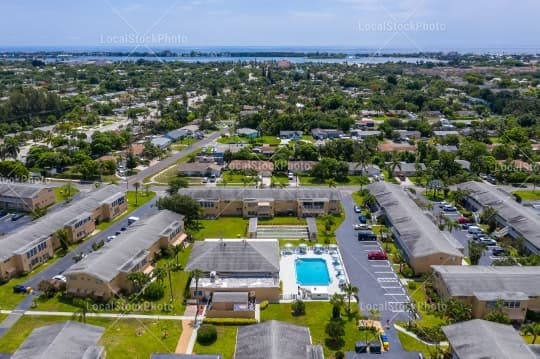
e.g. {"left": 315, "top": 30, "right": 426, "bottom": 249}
{"left": 206, "top": 309, "right": 256, "bottom": 319}
{"left": 0, "top": 187, "right": 55, "bottom": 211}
{"left": 192, "top": 287, "right": 280, "bottom": 303}
{"left": 99, "top": 194, "right": 128, "bottom": 221}
{"left": 471, "top": 297, "right": 528, "bottom": 322}
{"left": 409, "top": 253, "right": 462, "bottom": 274}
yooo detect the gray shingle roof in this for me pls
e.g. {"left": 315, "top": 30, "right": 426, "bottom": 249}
{"left": 431, "top": 265, "right": 540, "bottom": 297}
{"left": 151, "top": 355, "right": 221, "bottom": 359}
{"left": 235, "top": 321, "right": 313, "bottom": 359}
{"left": 458, "top": 181, "right": 540, "bottom": 251}
{"left": 442, "top": 319, "right": 537, "bottom": 359}
{"left": 0, "top": 182, "right": 53, "bottom": 199}
{"left": 368, "top": 182, "right": 462, "bottom": 259}
{"left": 0, "top": 185, "right": 125, "bottom": 261}
{"left": 186, "top": 240, "right": 279, "bottom": 273}
{"left": 181, "top": 188, "right": 341, "bottom": 201}
{"left": 65, "top": 210, "right": 184, "bottom": 282}
{"left": 11, "top": 321, "right": 104, "bottom": 359}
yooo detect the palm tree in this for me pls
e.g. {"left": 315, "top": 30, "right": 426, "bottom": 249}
{"left": 343, "top": 284, "right": 359, "bottom": 314}
{"left": 326, "top": 179, "right": 337, "bottom": 188}
{"left": 55, "top": 228, "right": 70, "bottom": 251}
{"left": 2, "top": 137, "right": 20, "bottom": 160}
{"left": 173, "top": 244, "right": 183, "bottom": 266}
{"left": 480, "top": 206, "right": 498, "bottom": 233}
{"left": 443, "top": 218, "right": 461, "bottom": 233}
{"left": 127, "top": 272, "right": 150, "bottom": 294}
{"left": 133, "top": 182, "right": 141, "bottom": 205}
{"left": 72, "top": 298, "right": 94, "bottom": 323}
{"left": 330, "top": 293, "right": 345, "bottom": 319}
{"left": 521, "top": 323, "right": 540, "bottom": 344}
{"left": 153, "top": 267, "right": 167, "bottom": 285}
{"left": 62, "top": 183, "right": 75, "bottom": 203}
{"left": 362, "top": 192, "right": 377, "bottom": 209}
{"left": 388, "top": 153, "right": 402, "bottom": 178}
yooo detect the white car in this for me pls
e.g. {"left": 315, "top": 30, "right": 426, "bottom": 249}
{"left": 354, "top": 224, "right": 371, "bottom": 230}
{"left": 52, "top": 275, "right": 66, "bottom": 283}
{"left": 106, "top": 235, "right": 116, "bottom": 242}
{"left": 480, "top": 238, "right": 497, "bottom": 246}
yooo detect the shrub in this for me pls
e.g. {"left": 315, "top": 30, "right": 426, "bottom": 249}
{"left": 260, "top": 300, "right": 269, "bottom": 310}
{"left": 143, "top": 282, "right": 165, "bottom": 301}
{"left": 408, "top": 281, "right": 417, "bottom": 290}
{"left": 335, "top": 351, "right": 345, "bottom": 359}
{"left": 197, "top": 324, "right": 217, "bottom": 345}
{"left": 292, "top": 299, "right": 306, "bottom": 316}
{"left": 203, "top": 318, "right": 257, "bottom": 326}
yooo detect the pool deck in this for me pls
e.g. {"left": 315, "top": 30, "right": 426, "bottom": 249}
{"left": 279, "top": 247, "right": 351, "bottom": 300}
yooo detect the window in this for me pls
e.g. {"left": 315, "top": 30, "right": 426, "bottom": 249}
{"left": 199, "top": 201, "right": 215, "bottom": 208}
{"left": 504, "top": 301, "right": 520, "bottom": 309}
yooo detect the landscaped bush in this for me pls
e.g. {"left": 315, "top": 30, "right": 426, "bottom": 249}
{"left": 260, "top": 300, "right": 269, "bottom": 310}
{"left": 143, "top": 281, "right": 165, "bottom": 301}
{"left": 408, "top": 281, "right": 417, "bottom": 290}
{"left": 203, "top": 318, "right": 258, "bottom": 325}
{"left": 197, "top": 324, "right": 218, "bottom": 345}
{"left": 400, "top": 263, "right": 415, "bottom": 278}
{"left": 408, "top": 324, "right": 446, "bottom": 343}
{"left": 292, "top": 299, "right": 306, "bottom": 316}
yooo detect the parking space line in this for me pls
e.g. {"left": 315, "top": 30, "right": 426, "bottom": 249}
{"left": 380, "top": 285, "right": 402, "bottom": 289}
{"left": 371, "top": 264, "right": 390, "bottom": 267}
{"left": 374, "top": 271, "right": 394, "bottom": 274}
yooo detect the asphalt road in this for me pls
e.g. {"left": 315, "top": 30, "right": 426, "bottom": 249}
{"left": 336, "top": 191, "right": 416, "bottom": 357}
{"left": 127, "top": 129, "right": 228, "bottom": 188}
{"left": 22, "top": 196, "right": 160, "bottom": 290}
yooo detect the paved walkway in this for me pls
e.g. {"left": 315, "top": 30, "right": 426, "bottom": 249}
{"left": 0, "top": 308, "right": 195, "bottom": 321}
{"left": 175, "top": 305, "right": 200, "bottom": 354}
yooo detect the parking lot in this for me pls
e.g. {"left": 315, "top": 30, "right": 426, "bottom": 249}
{"left": 0, "top": 212, "right": 32, "bottom": 235}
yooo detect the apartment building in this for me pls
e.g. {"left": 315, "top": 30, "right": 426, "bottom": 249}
{"left": 181, "top": 188, "right": 341, "bottom": 218}
{"left": 0, "top": 182, "right": 55, "bottom": 211}
{"left": 369, "top": 182, "right": 463, "bottom": 273}
{"left": 0, "top": 185, "right": 127, "bottom": 280}
{"left": 65, "top": 210, "right": 184, "bottom": 300}
{"left": 432, "top": 265, "right": 540, "bottom": 322}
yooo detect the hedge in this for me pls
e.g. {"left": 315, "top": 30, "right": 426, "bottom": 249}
{"left": 203, "top": 318, "right": 258, "bottom": 326}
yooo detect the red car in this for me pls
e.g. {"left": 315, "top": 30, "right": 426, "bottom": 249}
{"left": 368, "top": 250, "right": 388, "bottom": 260}
{"left": 457, "top": 216, "right": 471, "bottom": 224}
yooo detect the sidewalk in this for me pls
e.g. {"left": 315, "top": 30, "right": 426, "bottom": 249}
{"left": 0, "top": 309, "right": 195, "bottom": 321}
{"left": 175, "top": 305, "right": 199, "bottom": 354}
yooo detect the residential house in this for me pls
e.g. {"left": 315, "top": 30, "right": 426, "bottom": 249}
{"left": 181, "top": 188, "right": 341, "bottom": 218}
{"left": 347, "top": 163, "right": 381, "bottom": 177}
{"left": 432, "top": 265, "right": 540, "bottom": 322}
{"left": 458, "top": 181, "right": 540, "bottom": 254}
{"left": 234, "top": 321, "right": 325, "bottom": 359}
{"left": 0, "top": 183, "right": 55, "bottom": 211}
{"left": 166, "top": 128, "right": 191, "bottom": 141}
{"left": 129, "top": 142, "right": 145, "bottom": 157}
{"left": 280, "top": 130, "right": 303, "bottom": 140}
{"left": 442, "top": 319, "right": 537, "bottom": 359}
{"left": 369, "top": 182, "right": 463, "bottom": 273}
{"left": 236, "top": 128, "right": 259, "bottom": 139}
{"left": 455, "top": 159, "right": 471, "bottom": 171}
{"left": 395, "top": 130, "right": 421, "bottom": 140}
{"left": 228, "top": 160, "right": 274, "bottom": 174}
{"left": 0, "top": 185, "right": 127, "bottom": 280}
{"left": 178, "top": 163, "right": 223, "bottom": 177}
{"left": 433, "top": 130, "right": 460, "bottom": 137}
{"left": 377, "top": 142, "right": 417, "bottom": 153}
{"left": 65, "top": 210, "right": 185, "bottom": 300}
{"left": 389, "top": 162, "right": 426, "bottom": 177}
{"left": 10, "top": 321, "right": 105, "bottom": 359}
{"left": 311, "top": 128, "right": 343, "bottom": 140}
{"left": 152, "top": 355, "right": 221, "bottom": 359}
{"left": 151, "top": 136, "right": 172, "bottom": 149}
{"left": 436, "top": 144, "right": 459, "bottom": 153}
{"left": 185, "top": 239, "right": 281, "bottom": 302}
{"left": 351, "top": 130, "right": 381, "bottom": 139}
{"left": 288, "top": 161, "right": 318, "bottom": 174}
{"left": 206, "top": 292, "right": 255, "bottom": 319}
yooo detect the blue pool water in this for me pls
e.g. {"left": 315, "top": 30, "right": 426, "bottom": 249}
{"left": 295, "top": 258, "right": 331, "bottom": 286}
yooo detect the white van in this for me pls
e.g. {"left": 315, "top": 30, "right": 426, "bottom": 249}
{"left": 467, "top": 225, "right": 482, "bottom": 234}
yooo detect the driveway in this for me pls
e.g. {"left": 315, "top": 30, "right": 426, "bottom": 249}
{"left": 336, "top": 191, "right": 412, "bottom": 355}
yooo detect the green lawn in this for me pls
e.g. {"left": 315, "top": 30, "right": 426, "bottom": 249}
{"left": 0, "top": 315, "right": 181, "bottom": 359}
{"left": 316, "top": 213, "right": 346, "bottom": 244}
{"left": 258, "top": 217, "right": 306, "bottom": 225}
{"left": 298, "top": 176, "right": 369, "bottom": 187}
{"left": 193, "top": 218, "right": 248, "bottom": 240}
{"left": 513, "top": 190, "right": 540, "bottom": 201}
{"left": 0, "top": 252, "right": 68, "bottom": 310}
{"left": 193, "top": 325, "right": 238, "bottom": 358}
{"left": 404, "top": 282, "right": 447, "bottom": 328}
{"left": 54, "top": 186, "right": 80, "bottom": 202}
{"left": 397, "top": 330, "right": 445, "bottom": 357}
{"left": 96, "top": 191, "right": 156, "bottom": 231}
{"left": 221, "top": 172, "right": 256, "bottom": 185}
{"left": 271, "top": 176, "right": 289, "bottom": 186}
{"left": 153, "top": 165, "right": 181, "bottom": 185}
{"left": 34, "top": 248, "right": 193, "bottom": 316}
{"left": 0, "top": 313, "right": 7, "bottom": 322}
{"left": 261, "top": 302, "right": 378, "bottom": 357}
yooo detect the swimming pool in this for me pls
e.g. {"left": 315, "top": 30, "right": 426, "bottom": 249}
{"left": 295, "top": 258, "right": 331, "bottom": 286}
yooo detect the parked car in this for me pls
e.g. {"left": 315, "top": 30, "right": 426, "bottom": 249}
{"left": 202, "top": 177, "right": 208, "bottom": 184}
{"left": 11, "top": 213, "right": 24, "bottom": 221}
{"left": 457, "top": 216, "right": 471, "bottom": 224}
{"left": 106, "top": 235, "right": 116, "bottom": 242}
{"left": 354, "top": 224, "right": 370, "bottom": 230}
{"left": 468, "top": 225, "right": 483, "bottom": 234}
{"left": 461, "top": 223, "right": 472, "bottom": 230}
{"left": 115, "top": 231, "right": 121, "bottom": 236}
{"left": 492, "top": 246, "right": 506, "bottom": 256}
{"left": 209, "top": 174, "right": 217, "bottom": 183}
{"left": 354, "top": 205, "right": 361, "bottom": 213}
{"left": 480, "top": 238, "right": 497, "bottom": 246}
{"left": 438, "top": 201, "right": 448, "bottom": 208}
{"left": 358, "top": 215, "right": 367, "bottom": 224}
{"left": 13, "top": 285, "right": 28, "bottom": 293}
{"left": 120, "top": 227, "right": 127, "bottom": 231}
{"left": 52, "top": 275, "right": 66, "bottom": 283}
{"left": 472, "top": 233, "right": 488, "bottom": 241}
{"left": 358, "top": 230, "right": 377, "bottom": 241}
{"left": 288, "top": 172, "right": 294, "bottom": 180}
{"left": 368, "top": 250, "right": 388, "bottom": 260}
{"left": 443, "top": 205, "right": 457, "bottom": 212}
{"left": 0, "top": 210, "right": 7, "bottom": 218}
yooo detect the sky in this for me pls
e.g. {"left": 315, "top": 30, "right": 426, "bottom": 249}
{"left": 1, "top": 0, "right": 540, "bottom": 51}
